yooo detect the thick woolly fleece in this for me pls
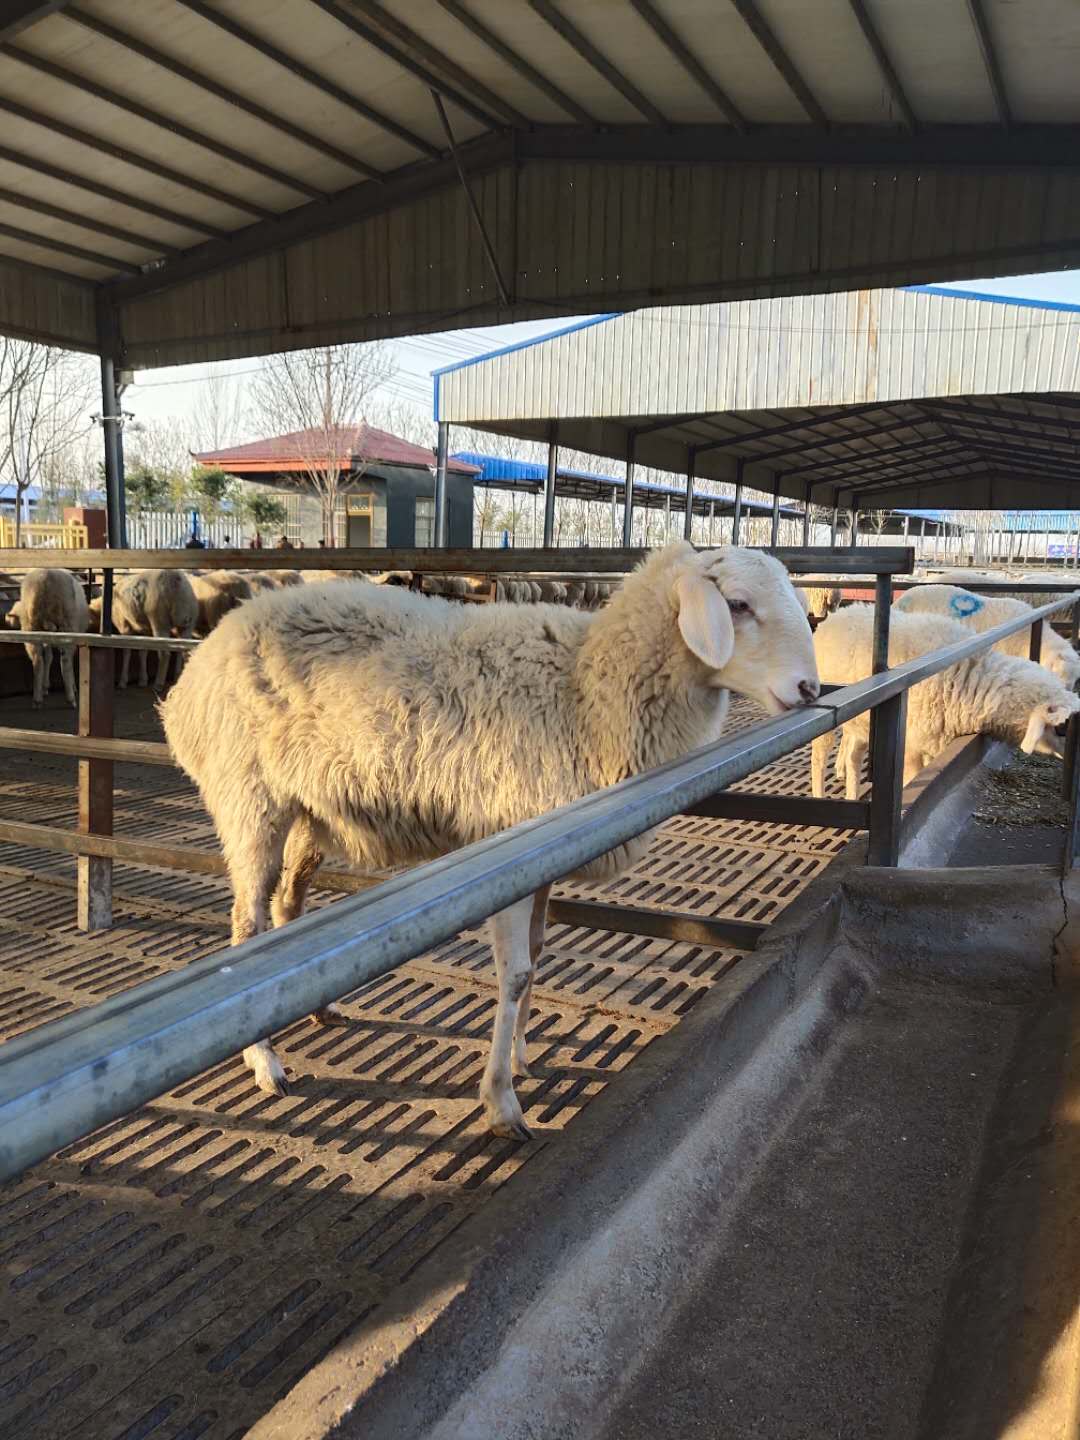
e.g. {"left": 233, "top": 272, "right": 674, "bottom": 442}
{"left": 896, "top": 584, "right": 1080, "bottom": 687}
{"left": 815, "top": 605, "right": 1080, "bottom": 759}
{"left": 189, "top": 570, "right": 253, "bottom": 637}
{"left": 162, "top": 542, "right": 811, "bottom": 887}
{"left": 17, "top": 568, "right": 90, "bottom": 706}
{"left": 19, "top": 567, "right": 88, "bottom": 635}
{"left": 113, "top": 569, "right": 198, "bottom": 639}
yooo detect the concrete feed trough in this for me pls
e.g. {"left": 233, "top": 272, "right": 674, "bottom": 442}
{"left": 271, "top": 863, "right": 1080, "bottom": 1440}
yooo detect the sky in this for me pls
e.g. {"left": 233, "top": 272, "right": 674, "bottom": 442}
{"left": 123, "top": 268, "right": 1080, "bottom": 441}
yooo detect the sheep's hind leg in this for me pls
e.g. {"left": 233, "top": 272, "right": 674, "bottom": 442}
{"left": 513, "top": 885, "right": 550, "bottom": 1079}
{"left": 59, "top": 646, "right": 77, "bottom": 708}
{"left": 271, "top": 813, "right": 344, "bottom": 1027}
{"left": 227, "top": 814, "right": 290, "bottom": 1096}
{"left": 481, "top": 894, "right": 536, "bottom": 1140}
{"left": 810, "top": 730, "right": 834, "bottom": 799}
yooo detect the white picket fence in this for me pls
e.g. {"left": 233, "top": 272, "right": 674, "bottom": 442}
{"left": 125, "top": 510, "right": 251, "bottom": 549}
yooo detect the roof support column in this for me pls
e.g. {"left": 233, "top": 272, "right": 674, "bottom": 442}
{"left": 801, "top": 485, "right": 811, "bottom": 546}
{"left": 731, "top": 460, "right": 745, "bottom": 544}
{"left": 830, "top": 503, "right": 839, "bottom": 547}
{"left": 622, "top": 432, "right": 636, "bottom": 548}
{"left": 543, "top": 424, "right": 558, "bottom": 548}
{"left": 434, "top": 421, "right": 449, "bottom": 547}
{"left": 683, "top": 449, "right": 696, "bottom": 541}
{"left": 770, "top": 474, "right": 781, "bottom": 546}
{"left": 99, "top": 354, "right": 127, "bottom": 554}
{"left": 850, "top": 504, "right": 860, "bottom": 546}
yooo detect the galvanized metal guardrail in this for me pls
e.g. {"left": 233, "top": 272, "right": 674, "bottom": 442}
{"left": 0, "top": 591, "right": 1078, "bottom": 1182}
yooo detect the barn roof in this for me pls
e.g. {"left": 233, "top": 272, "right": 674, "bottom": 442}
{"left": 3, "top": 3, "right": 1080, "bottom": 366}
{"left": 435, "top": 285, "right": 1080, "bottom": 512}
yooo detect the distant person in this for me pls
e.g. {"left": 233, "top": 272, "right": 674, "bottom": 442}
{"left": 318, "top": 539, "right": 327, "bottom": 549}
{"left": 184, "top": 534, "right": 206, "bottom": 550}
{"left": 275, "top": 535, "right": 292, "bottom": 550}
{"left": 249, "top": 535, "right": 263, "bottom": 550}
{"left": 222, "top": 533, "right": 231, "bottom": 546}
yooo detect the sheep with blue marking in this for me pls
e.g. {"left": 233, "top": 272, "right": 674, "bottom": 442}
{"left": 895, "top": 584, "right": 1080, "bottom": 688}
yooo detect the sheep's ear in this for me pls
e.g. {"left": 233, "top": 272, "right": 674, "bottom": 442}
{"left": 674, "top": 572, "right": 734, "bottom": 671}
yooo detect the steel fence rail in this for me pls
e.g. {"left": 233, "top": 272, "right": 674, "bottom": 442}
{"left": 0, "top": 545, "right": 915, "bottom": 575}
{"left": 0, "top": 591, "right": 1076, "bottom": 1182}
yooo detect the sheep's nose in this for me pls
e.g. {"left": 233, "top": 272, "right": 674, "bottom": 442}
{"left": 798, "top": 679, "right": 820, "bottom": 704}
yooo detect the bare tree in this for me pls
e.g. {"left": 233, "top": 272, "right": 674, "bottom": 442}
{"left": 191, "top": 363, "right": 249, "bottom": 452}
{"left": 248, "top": 342, "right": 396, "bottom": 545}
{"left": 0, "top": 340, "right": 95, "bottom": 544}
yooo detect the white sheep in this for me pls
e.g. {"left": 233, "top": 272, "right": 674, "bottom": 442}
{"left": 109, "top": 570, "right": 198, "bottom": 691}
{"left": 15, "top": 568, "right": 89, "bottom": 707}
{"left": 162, "top": 542, "right": 818, "bottom": 1137}
{"left": 190, "top": 570, "right": 254, "bottom": 636}
{"left": 798, "top": 575, "right": 842, "bottom": 624}
{"left": 895, "top": 584, "right": 1080, "bottom": 688}
{"left": 810, "top": 605, "right": 1079, "bottom": 800}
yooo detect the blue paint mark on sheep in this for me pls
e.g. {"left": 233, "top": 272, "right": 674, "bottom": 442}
{"left": 949, "top": 593, "right": 984, "bottom": 618}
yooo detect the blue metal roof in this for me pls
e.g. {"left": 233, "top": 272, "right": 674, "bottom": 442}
{"left": 455, "top": 451, "right": 801, "bottom": 518}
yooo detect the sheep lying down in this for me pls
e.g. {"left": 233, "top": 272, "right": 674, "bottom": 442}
{"left": 163, "top": 542, "right": 819, "bottom": 1138}
{"left": 811, "top": 606, "right": 1080, "bottom": 801}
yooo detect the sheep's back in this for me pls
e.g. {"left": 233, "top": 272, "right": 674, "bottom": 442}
{"left": 20, "top": 568, "right": 88, "bottom": 633}
{"left": 163, "top": 581, "right": 598, "bottom": 867}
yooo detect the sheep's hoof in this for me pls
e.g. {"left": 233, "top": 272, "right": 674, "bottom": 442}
{"left": 31, "top": 699, "right": 42, "bottom": 710}
{"left": 244, "top": 1046, "right": 289, "bottom": 1096}
{"left": 512, "top": 1055, "right": 533, "bottom": 1079}
{"left": 483, "top": 1091, "right": 531, "bottom": 1140}
{"left": 490, "top": 1119, "right": 533, "bottom": 1142}
{"left": 312, "top": 1003, "right": 348, "bottom": 1027}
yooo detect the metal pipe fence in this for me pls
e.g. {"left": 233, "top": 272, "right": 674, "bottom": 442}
{"left": 1, "top": 590, "right": 1079, "bottom": 1182}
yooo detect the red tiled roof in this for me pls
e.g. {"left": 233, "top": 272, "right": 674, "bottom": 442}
{"left": 194, "top": 424, "right": 480, "bottom": 476}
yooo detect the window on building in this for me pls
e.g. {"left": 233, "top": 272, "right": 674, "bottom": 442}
{"left": 415, "top": 496, "right": 436, "bottom": 547}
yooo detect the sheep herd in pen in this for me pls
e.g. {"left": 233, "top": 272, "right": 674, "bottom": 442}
{"left": 3, "top": 545, "right": 1079, "bottom": 1137}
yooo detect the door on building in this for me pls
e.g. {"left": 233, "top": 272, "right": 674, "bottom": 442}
{"left": 346, "top": 493, "right": 375, "bottom": 547}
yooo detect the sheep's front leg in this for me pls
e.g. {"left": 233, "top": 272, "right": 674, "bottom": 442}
{"left": 845, "top": 734, "right": 868, "bottom": 801}
{"left": 59, "top": 646, "right": 77, "bottom": 708}
{"left": 481, "top": 894, "right": 536, "bottom": 1140}
{"left": 118, "top": 644, "right": 131, "bottom": 689}
{"left": 513, "top": 885, "right": 550, "bottom": 1079}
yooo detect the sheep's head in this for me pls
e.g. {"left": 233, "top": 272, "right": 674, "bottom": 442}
{"left": 1019, "top": 691, "right": 1080, "bottom": 757}
{"left": 673, "top": 547, "right": 819, "bottom": 715}
{"left": 1047, "top": 641, "right": 1080, "bottom": 691}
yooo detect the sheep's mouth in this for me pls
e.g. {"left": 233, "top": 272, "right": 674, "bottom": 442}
{"left": 766, "top": 689, "right": 804, "bottom": 715}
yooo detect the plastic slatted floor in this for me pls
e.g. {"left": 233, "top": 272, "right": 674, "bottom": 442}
{"left": 0, "top": 692, "right": 850, "bottom": 1440}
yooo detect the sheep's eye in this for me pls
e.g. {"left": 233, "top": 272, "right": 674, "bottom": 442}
{"left": 727, "top": 598, "right": 752, "bottom": 616}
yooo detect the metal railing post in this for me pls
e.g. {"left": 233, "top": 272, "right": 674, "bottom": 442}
{"left": 867, "top": 691, "right": 907, "bottom": 867}
{"left": 1065, "top": 712, "right": 1080, "bottom": 869}
{"left": 1030, "top": 617, "right": 1043, "bottom": 663}
{"left": 543, "top": 424, "right": 558, "bottom": 548}
{"left": 622, "top": 432, "right": 636, "bottom": 548}
{"left": 434, "top": 421, "right": 449, "bottom": 547}
{"left": 77, "top": 643, "right": 113, "bottom": 931}
{"left": 867, "top": 573, "right": 894, "bottom": 856}
{"left": 1071, "top": 599, "right": 1080, "bottom": 651}
{"left": 683, "top": 448, "right": 696, "bottom": 541}
{"left": 731, "top": 459, "right": 744, "bottom": 544}
{"left": 769, "top": 474, "right": 781, "bottom": 546}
